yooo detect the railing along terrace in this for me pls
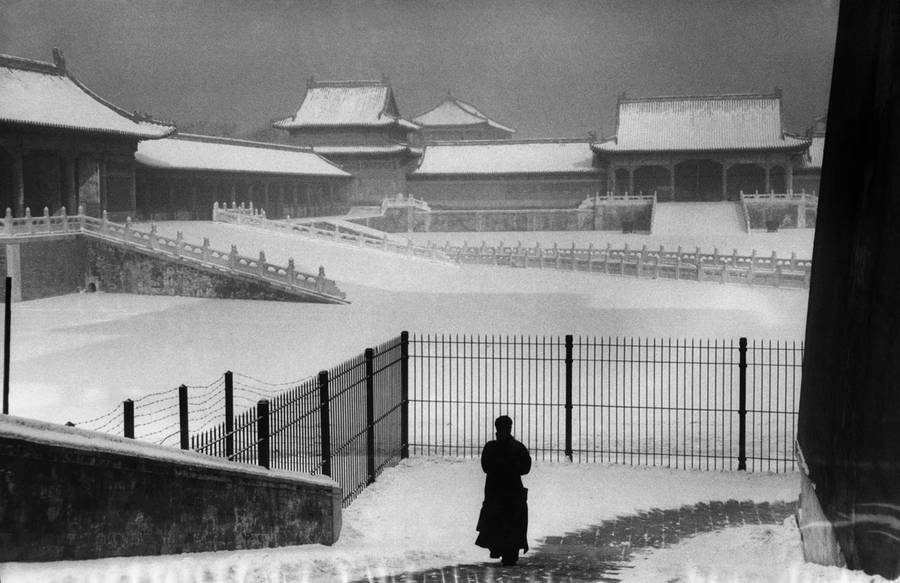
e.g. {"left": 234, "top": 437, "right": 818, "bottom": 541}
{"left": 0, "top": 205, "right": 346, "bottom": 302}
{"left": 435, "top": 241, "right": 811, "bottom": 288}
{"left": 213, "top": 201, "right": 451, "bottom": 263}
{"left": 408, "top": 334, "right": 802, "bottom": 472}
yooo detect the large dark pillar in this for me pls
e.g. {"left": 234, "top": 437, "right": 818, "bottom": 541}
{"left": 797, "top": 0, "right": 900, "bottom": 578}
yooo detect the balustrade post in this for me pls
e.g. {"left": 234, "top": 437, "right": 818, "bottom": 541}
{"left": 101, "top": 210, "right": 108, "bottom": 235}
{"left": 178, "top": 384, "right": 189, "bottom": 450}
{"left": 638, "top": 245, "right": 646, "bottom": 277}
{"left": 257, "top": 399, "right": 270, "bottom": 469}
{"left": 287, "top": 258, "right": 297, "bottom": 284}
{"left": 571, "top": 242, "right": 577, "bottom": 271}
{"left": 587, "top": 243, "right": 594, "bottom": 272}
{"left": 149, "top": 225, "right": 157, "bottom": 250}
{"left": 696, "top": 247, "right": 703, "bottom": 282}
{"left": 675, "top": 246, "right": 683, "bottom": 280}
{"left": 229, "top": 245, "right": 238, "bottom": 269}
{"left": 4, "top": 208, "right": 11, "bottom": 236}
{"left": 175, "top": 231, "right": 184, "bottom": 257}
{"left": 258, "top": 251, "right": 267, "bottom": 276}
{"left": 749, "top": 250, "right": 756, "bottom": 285}
{"left": 43, "top": 207, "right": 50, "bottom": 233}
{"left": 202, "top": 238, "right": 211, "bottom": 262}
{"left": 25, "top": 207, "right": 33, "bottom": 234}
{"left": 61, "top": 206, "right": 68, "bottom": 233}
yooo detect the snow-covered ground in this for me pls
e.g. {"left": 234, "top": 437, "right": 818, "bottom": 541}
{"left": 9, "top": 222, "right": 808, "bottom": 425}
{"left": 0, "top": 458, "right": 888, "bottom": 583}
{"left": 1, "top": 222, "right": 840, "bottom": 582}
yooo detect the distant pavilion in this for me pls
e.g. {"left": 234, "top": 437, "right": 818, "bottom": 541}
{"left": 794, "top": 115, "right": 826, "bottom": 195}
{"left": 0, "top": 50, "right": 174, "bottom": 219}
{"left": 411, "top": 93, "right": 515, "bottom": 144}
{"left": 592, "top": 91, "right": 811, "bottom": 201}
{"left": 273, "top": 78, "right": 420, "bottom": 203}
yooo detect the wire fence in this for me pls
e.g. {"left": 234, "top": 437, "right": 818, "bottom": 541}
{"left": 73, "top": 331, "right": 802, "bottom": 508}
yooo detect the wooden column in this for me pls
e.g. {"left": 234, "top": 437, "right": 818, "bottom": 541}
{"left": 263, "top": 182, "right": 270, "bottom": 213}
{"left": 721, "top": 161, "right": 728, "bottom": 201}
{"left": 668, "top": 160, "right": 676, "bottom": 202}
{"left": 764, "top": 165, "right": 771, "bottom": 193}
{"left": 786, "top": 161, "right": 794, "bottom": 193}
{"left": 12, "top": 149, "right": 24, "bottom": 215}
{"left": 627, "top": 165, "right": 634, "bottom": 196}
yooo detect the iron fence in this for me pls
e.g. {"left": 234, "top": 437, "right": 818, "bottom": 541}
{"left": 408, "top": 334, "right": 802, "bottom": 472}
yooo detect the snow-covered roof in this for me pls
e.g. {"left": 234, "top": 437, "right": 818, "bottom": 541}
{"left": 594, "top": 93, "right": 810, "bottom": 154}
{"left": 273, "top": 79, "right": 419, "bottom": 130}
{"left": 0, "top": 52, "right": 174, "bottom": 139}
{"left": 412, "top": 94, "right": 515, "bottom": 134}
{"left": 136, "top": 134, "right": 351, "bottom": 177}
{"left": 411, "top": 139, "right": 598, "bottom": 176}
{"left": 313, "top": 144, "right": 411, "bottom": 156}
{"left": 803, "top": 135, "right": 825, "bottom": 169}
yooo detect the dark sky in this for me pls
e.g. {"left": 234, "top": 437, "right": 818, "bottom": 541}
{"left": 1, "top": 0, "right": 839, "bottom": 138}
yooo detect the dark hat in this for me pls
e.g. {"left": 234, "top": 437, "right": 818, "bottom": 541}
{"left": 495, "top": 415, "right": 513, "bottom": 431}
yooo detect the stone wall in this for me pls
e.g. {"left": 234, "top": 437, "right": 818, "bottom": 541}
{"left": 745, "top": 202, "right": 817, "bottom": 230}
{"left": 85, "top": 239, "right": 309, "bottom": 301}
{"left": 1, "top": 236, "right": 88, "bottom": 301}
{"left": 352, "top": 203, "right": 652, "bottom": 233}
{"left": 0, "top": 415, "right": 342, "bottom": 561}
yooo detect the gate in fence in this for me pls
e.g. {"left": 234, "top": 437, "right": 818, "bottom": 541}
{"left": 78, "top": 331, "right": 802, "bottom": 505}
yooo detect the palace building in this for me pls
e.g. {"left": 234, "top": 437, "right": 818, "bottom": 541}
{"left": 410, "top": 93, "right": 515, "bottom": 145}
{"left": 794, "top": 115, "right": 826, "bottom": 196}
{"left": 134, "top": 134, "right": 352, "bottom": 221}
{"left": 0, "top": 50, "right": 175, "bottom": 220}
{"left": 273, "top": 78, "right": 420, "bottom": 204}
{"left": 592, "top": 91, "right": 812, "bottom": 201}
{"left": 407, "top": 138, "right": 601, "bottom": 209}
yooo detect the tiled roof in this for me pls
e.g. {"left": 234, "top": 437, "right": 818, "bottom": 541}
{"left": 0, "top": 52, "right": 174, "bottom": 139}
{"left": 410, "top": 139, "right": 598, "bottom": 176}
{"left": 803, "top": 135, "right": 825, "bottom": 169}
{"left": 136, "top": 134, "right": 351, "bottom": 177}
{"left": 273, "top": 79, "right": 419, "bottom": 130}
{"left": 594, "top": 93, "right": 810, "bottom": 153}
{"left": 412, "top": 95, "right": 515, "bottom": 134}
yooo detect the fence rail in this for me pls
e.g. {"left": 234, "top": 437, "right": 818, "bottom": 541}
{"left": 432, "top": 241, "right": 812, "bottom": 288}
{"left": 213, "top": 202, "right": 452, "bottom": 263}
{"left": 75, "top": 331, "right": 802, "bottom": 508}
{"left": 408, "top": 334, "right": 802, "bottom": 472}
{"left": 0, "top": 205, "right": 347, "bottom": 303}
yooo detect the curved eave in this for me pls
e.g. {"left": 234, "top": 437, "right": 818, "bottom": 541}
{"left": 419, "top": 120, "right": 516, "bottom": 134}
{"left": 136, "top": 162, "right": 352, "bottom": 178}
{"left": 273, "top": 118, "right": 417, "bottom": 131}
{"left": 591, "top": 143, "right": 811, "bottom": 155}
{"left": 409, "top": 170, "right": 601, "bottom": 179}
{"left": 0, "top": 118, "right": 175, "bottom": 140}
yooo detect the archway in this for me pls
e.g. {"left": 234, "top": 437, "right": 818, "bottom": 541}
{"left": 633, "top": 165, "right": 672, "bottom": 200}
{"left": 674, "top": 159, "right": 723, "bottom": 201}
{"left": 727, "top": 164, "right": 766, "bottom": 200}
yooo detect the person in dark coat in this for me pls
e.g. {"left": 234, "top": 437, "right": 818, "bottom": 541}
{"left": 475, "top": 415, "right": 532, "bottom": 566}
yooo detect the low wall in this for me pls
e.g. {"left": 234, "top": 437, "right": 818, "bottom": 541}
{"left": 0, "top": 415, "right": 342, "bottom": 561}
{"left": 742, "top": 194, "right": 818, "bottom": 230}
{"left": 86, "top": 239, "right": 310, "bottom": 301}
{"left": 351, "top": 202, "right": 653, "bottom": 233}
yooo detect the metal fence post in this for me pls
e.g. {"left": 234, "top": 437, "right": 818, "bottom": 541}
{"left": 565, "top": 334, "right": 574, "bottom": 461}
{"left": 224, "top": 371, "right": 234, "bottom": 459}
{"left": 400, "top": 331, "right": 410, "bottom": 459}
{"left": 318, "top": 370, "right": 332, "bottom": 477}
{"left": 123, "top": 399, "right": 134, "bottom": 438}
{"left": 257, "top": 399, "right": 270, "bottom": 469}
{"left": 365, "top": 348, "right": 376, "bottom": 485}
{"left": 738, "top": 337, "right": 748, "bottom": 471}
{"left": 178, "top": 384, "right": 189, "bottom": 450}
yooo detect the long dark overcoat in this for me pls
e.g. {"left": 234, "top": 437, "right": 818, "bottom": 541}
{"left": 475, "top": 436, "right": 532, "bottom": 554}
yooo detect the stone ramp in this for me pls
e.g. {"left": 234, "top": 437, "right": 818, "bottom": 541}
{"left": 653, "top": 202, "right": 747, "bottom": 237}
{"left": 352, "top": 500, "right": 796, "bottom": 582}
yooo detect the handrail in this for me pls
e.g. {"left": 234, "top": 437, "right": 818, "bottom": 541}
{"left": 213, "top": 202, "right": 453, "bottom": 264}
{"left": 0, "top": 206, "right": 348, "bottom": 303}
